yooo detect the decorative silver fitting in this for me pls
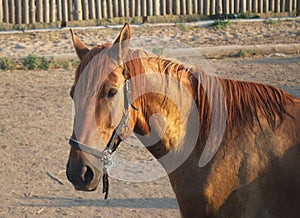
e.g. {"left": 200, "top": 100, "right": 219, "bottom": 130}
{"left": 125, "top": 79, "right": 131, "bottom": 94}
{"left": 102, "top": 149, "right": 114, "bottom": 170}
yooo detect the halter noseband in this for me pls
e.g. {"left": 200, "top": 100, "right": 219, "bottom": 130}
{"left": 68, "top": 72, "right": 135, "bottom": 199}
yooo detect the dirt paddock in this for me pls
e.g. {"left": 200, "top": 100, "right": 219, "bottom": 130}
{"left": 0, "top": 55, "right": 299, "bottom": 218}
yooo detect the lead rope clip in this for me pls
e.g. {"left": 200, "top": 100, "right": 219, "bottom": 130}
{"left": 102, "top": 149, "right": 114, "bottom": 200}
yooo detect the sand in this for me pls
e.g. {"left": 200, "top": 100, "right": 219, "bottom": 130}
{"left": 0, "top": 19, "right": 299, "bottom": 59}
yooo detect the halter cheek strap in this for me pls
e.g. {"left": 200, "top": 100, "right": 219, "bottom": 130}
{"left": 68, "top": 78, "right": 137, "bottom": 199}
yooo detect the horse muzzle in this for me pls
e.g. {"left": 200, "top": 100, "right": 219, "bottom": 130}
{"left": 66, "top": 158, "right": 101, "bottom": 191}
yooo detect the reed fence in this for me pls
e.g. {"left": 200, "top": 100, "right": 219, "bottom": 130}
{"left": 0, "top": 0, "right": 299, "bottom": 25}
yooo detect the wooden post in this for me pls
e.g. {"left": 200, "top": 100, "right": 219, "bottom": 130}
{"left": 9, "top": 0, "right": 15, "bottom": 23}
{"left": 82, "top": 0, "right": 88, "bottom": 20}
{"left": 253, "top": 0, "right": 258, "bottom": 12}
{"left": 246, "top": 0, "right": 252, "bottom": 12}
{"left": 198, "top": 0, "right": 203, "bottom": 15}
{"left": 74, "top": 0, "right": 83, "bottom": 20}
{"left": 281, "top": 0, "right": 286, "bottom": 12}
{"left": 124, "top": 0, "right": 129, "bottom": 16}
{"left": 259, "top": 0, "right": 263, "bottom": 12}
{"left": 287, "top": 0, "right": 292, "bottom": 12}
{"left": 107, "top": 0, "right": 113, "bottom": 18}
{"left": 95, "top": 0, "right": 102, "bottom": 19}
{"left": 265, "top": 0, "right": 269, "bottom": 12}
{"left": 297, "top": 0, "right": 300, "bottom": 15}
{"left": 241, "top": 0, "right": 246, "bottom": 13}
{"left": 174, "top": 0, "right": 180, "bottom": 15}
{"left": 3, "top": 0, "right": 9, "bottom": 23}
{"left": 186, "top": 0, "right": 192, "bottom": 15}
{"left": 101, "top": 0, "right": 107, "bottom": 18}
{"left": 129, "top": 0, "right": 135, "bottom": 17}
{"left": 50, "top": 0, "right": 55, "bottom": 23}
{"left": 0, "top": 0, "right": 2, "bottom": 23}
{"left": 218, "top": 0, "right": 223, "bottom": 14}
{"left": 225, "top": 0, "right": 230, "bottom": 14}
{"left": 22, "top": 0, "right": 29, "bottom": 24}
{"left": 68, "top": 0, "right": 73, "bottom": 20}
{"left": 61, "top": 0, "right": 68, "bottom": 22}
{"left": 30, "top": 0, "right": 35, "bottom": 23}
{"left": 160, "top": 0, "right": 166, "bottom": 15}
{"left": 15, "top": 0, "right": 22, "bottom": 24}
{"left": 189, "top": 0, "right": 198, "bottom": 14}
{"left": 118, "top": 0, "right": 124, "bottom": 17}
{"left": 147, "top": 0, "right": 153, "bottom": 16}
{"left": 57, "top": 0, "right": 62, "bottom": 21}
{"left": 43, "top": 0, "right": 49, "bottom": 23}
{"left": 181, "top": 0, "right": 186, "bottom": 15}
{"left": 270, "top": 0, "right": 274, "bottom": 12}
{"left": 233, "top": 0, "right": 237, "bottom": 13}
{"left": 136, "top": 0, "right": 141, "bottom": 16}
{"left": 192, "top": 0, "right": 198, "bottom": 14}
{"left": 204, "top": 0, "right": 210, "bottom": 15}
{"left": 141, "top": 0, "right": 146, "bottom": 16}
{"left": 166, "top": 0, "right": 172, "bottom": 14}
{"left": 229, "top": 0, "right": 234, "bottom": 13}
{"left": 89, "top": 0, "right": 96, "bottom": 19}
{"left": 275, "top": 0, "right": 280, "bottom": 12}
{"left": 153, "top": 0, "right": 159, "bottom": 15}
{"left": 211, "top": 0, "right": 216, "bottom": 15}
{"left": 112, "top": 0, "right": 118, "bottom": 17}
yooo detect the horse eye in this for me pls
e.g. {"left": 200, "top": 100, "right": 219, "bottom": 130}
{"left": 108, "top": 88, "right": 118, "bottom": 98}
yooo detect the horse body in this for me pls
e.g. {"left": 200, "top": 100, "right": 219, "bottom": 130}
{"left": 169, "top": 106, "right": 300, "bottom": 217}
{"left": 66, "top": 23, "right": 300, "bottom": 217}
{"left": 129, "top": 55, "right": 300, "bottom": 217}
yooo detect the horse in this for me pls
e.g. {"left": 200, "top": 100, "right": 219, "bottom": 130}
{"left": 66, "top": 23, "right": 300, "bottom": 217}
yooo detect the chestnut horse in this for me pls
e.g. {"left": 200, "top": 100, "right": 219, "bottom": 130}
{"left": 66, "top": 23, "right": 300, "bottom": 217}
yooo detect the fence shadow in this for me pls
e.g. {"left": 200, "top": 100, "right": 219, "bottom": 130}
{"left": 18, "top": 196, "right": 179, "bottom": 209}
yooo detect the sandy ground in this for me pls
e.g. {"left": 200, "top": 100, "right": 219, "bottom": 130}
{"left": 0, "top": 19, "right": 299, "bottom": 59}
{"left": 0, "top": 19, "right": 299, "bottom": 218}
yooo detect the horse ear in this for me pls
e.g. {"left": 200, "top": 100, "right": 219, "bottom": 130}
{"left": 112, "top": 23, "right": 131, "bottom": 62}
{"left": 70, "top": 29, "right": 89, "bottom": 60}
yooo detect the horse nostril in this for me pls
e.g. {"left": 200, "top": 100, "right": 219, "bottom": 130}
{"left": 81, "top": 165, "right": 94, "bottom": 184}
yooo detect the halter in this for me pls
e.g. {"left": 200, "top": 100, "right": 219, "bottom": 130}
{"left": 68, "top": 70, "right": 136, "bottom": 199}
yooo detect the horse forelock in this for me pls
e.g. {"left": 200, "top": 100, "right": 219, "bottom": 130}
{"left": 74, "top": 43, "right": 112, "bottom": 84}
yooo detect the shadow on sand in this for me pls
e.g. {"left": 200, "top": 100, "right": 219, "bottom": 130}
{"left": 17, "top": 196, "right": 179, "bottom": 209}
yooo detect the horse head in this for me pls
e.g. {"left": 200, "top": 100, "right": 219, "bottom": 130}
{"left": 66, "top": 23, "right": 135, "bottom": 191}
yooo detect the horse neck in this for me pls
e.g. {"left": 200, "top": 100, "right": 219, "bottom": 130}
{"left": 129, "top": 58, "right": 200, "bottom": 160}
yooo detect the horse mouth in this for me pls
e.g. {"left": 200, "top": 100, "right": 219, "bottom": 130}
{"left": 74, "top": 185, "right": 98, "bottom": 192}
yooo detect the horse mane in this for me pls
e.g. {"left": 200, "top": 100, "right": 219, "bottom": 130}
{"left": 220, "top": 77, "right": 293, "bottom": 130}
{"left": 195, "top": 67, "right": 294, "bottom": 142}
{"left": 124, "top": 49, "right": 294, "bottom": 142}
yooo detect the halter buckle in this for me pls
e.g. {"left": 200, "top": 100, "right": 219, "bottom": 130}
{"left": 102, "top": 149, "right": 114, "bottom": 170}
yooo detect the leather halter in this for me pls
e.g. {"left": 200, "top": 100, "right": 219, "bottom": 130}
{"left": 68, "top": 71, "right": 135, "bottom": 199}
